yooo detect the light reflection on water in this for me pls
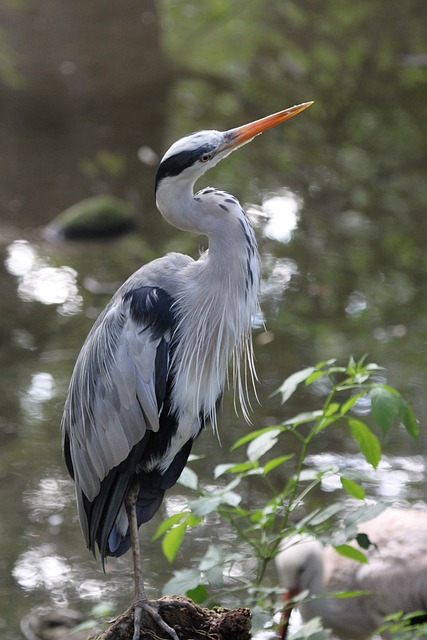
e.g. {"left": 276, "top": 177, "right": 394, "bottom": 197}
{"left": 13, "top": 544, "right": 72, "bottom": 596}
{"left": 20, "top": 372, "right": 56, "bottom": 422}
{"left": 14, "top": 472, "right": 135, "bottom": 610}
{"left": 12, "top": 545, "right": 127, "bottom": 607}
{"left": 306, "top": 452, "right": 426, "bottom": 502}
{"left": 5, "top": 240, "right": 83, "bottom": 315}
{"left": 23, "top": 476, "right": 70, "bottom": 522}
{"left": 261, "top": 256, "right": 298, "bottom": 303}
{"left": 247, "top": 189, "right": 301, "bottom": 244}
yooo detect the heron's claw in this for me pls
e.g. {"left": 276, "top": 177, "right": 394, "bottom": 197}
{"left": 133, "top": 596, "right": 195, "bottom": 640}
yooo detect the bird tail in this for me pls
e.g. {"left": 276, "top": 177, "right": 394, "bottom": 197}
{"left": 101, "top": 438, "right": 194, "bottom": 561}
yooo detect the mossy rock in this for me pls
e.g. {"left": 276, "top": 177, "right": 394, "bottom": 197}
{"left": 47, "top": 195, "right": 136, "bottom": 240}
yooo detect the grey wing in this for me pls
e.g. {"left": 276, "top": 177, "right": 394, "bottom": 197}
{"left": 61, "top": 285, "right": 176, "bottom": 551}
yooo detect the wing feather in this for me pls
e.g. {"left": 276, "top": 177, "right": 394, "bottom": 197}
{"left": 62, "top": 285, "right": 176, "bottom": 552}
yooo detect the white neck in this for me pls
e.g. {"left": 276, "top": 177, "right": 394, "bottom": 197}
{"left": 156, "top": 176, "right": 209, "bottom": 234}
{"left": 156, "top": 176, "right": 260, "bottom": 430}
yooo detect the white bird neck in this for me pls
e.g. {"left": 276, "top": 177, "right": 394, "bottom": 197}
{"left": 156, "top": 177, "right": 208, "bottom": 234}
{"left": 156, "top": 177, "right": 260, "bottom": 428}
{"left": 156, "top": 177, "right": 259, "bottom": 283}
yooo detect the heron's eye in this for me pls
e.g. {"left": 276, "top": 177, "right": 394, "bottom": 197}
{"left": 200, "top": 153, "right": 213, "bottom": 163}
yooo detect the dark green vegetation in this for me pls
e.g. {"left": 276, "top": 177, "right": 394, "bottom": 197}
{"left": 156, "top": 358, "right": 421, "bottom": 638}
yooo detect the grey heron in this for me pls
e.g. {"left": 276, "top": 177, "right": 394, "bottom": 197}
{"left": 275, "top": 508, "right": 427, "bottom": 639}
{"left": 61, "top": 101, "right": 313, "bottom": 640}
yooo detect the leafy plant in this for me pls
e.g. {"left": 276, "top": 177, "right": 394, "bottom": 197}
{"left": 377, "top": 611, "right": 427, "bottom": 639}
{"left": 154, "top": 357, "right": 418, "bottom": 634}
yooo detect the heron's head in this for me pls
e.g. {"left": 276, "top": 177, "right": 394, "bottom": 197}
{"left": 155, "top": 102, "right": 313, "bottom": 193}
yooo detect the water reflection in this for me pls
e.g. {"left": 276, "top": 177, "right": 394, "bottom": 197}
{"left": 248, "top": 189, "right": 301, "bottom": 244}
{"left": 13, "top": 544, "right": 72, "bottom": 595}
{"left": 12, "top": 545, "right": 118, "bottom": 607}
{"left": 372, "top": 324, "right": 408, "bottom": 343}
{"left": 307, "top": 452, "right": 426, "bottom": 502}
{"left": 23, "top": 476, "right": 70, "bottom": 523}
{"left": 5, "top": 240, "right": 82, "bottom": 315}
{"left": 77, "top": 579, "right": 115, "bottom": 602}
{"left": 21, "top": 372, "right": 56, "bottom": 422}
{"left": 261, "top": 256, "right": 298, "bottom": 303}
{"left": 345, "top": 290, "right": 367, "bottom": 317}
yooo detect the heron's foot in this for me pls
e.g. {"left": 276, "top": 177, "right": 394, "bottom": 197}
{"left": 132, "top": 595, "right": 196, "bottom": 640}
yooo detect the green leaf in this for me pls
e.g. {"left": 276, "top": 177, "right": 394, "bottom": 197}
{"left": 250, "top": 605, "right": 271, "bottom": 635}
{"left": 185, "top": 584, "right": 208, "bottom": 604}
{"left": 346, "top": 355, "right": 358, "bottom": 376}
{"left": 231, "top": 426, "right": 279, "bottom": 450}
{"left": 325, "top": 402, "right": 341, "bottom": 416}
{"left": 262, "top": 454, "right": 293, "bottom": 475}
{"left": 90, "top": 602, "right": 115, "bottom": 618}
{"left": 249, "top": 509, "right": 264, "bottom": 523}
{"left": 162, "top": 522, "right": 187, "bottom": 562}
{"left": 370, "top": 386, "right": 400, "bottom": 433}
{"left": 178, "top": 466, "right": 199, "bottom": 490}
{"left": 315, "top": 415, "right": 342, "bottom": 433}
{"left": 199, "top": 544, "right": 224, "bottom": 588}
{"left": 247, "top": 428, "right": 281, "bottom": 461}
{"left": 349, "top": 418, "right": 381, "bottom": 468}
{"left": 214, "top": 460, "right": 257, "bottom": 478}
{"left": 343, "top": 502, "right": 387, "bottom": 528}
{"left": 187, "top": 514, "right": 203, "bottom": 527}
{"left": 189, "top": 495, "right": 223, "bottom": 517}
{"left": 341, "top": 393, "right": 364, "bottom": 416}
{"left": 365, "top": 362, "right": 383, "bottom": 372}
{"left": 304, "top": 369, "right": 326, "bottom": 385}
{"left": 283, "top": 410, "right": 323, "bottom": 427}
{"left": 398, "top": 398, "right": 419, "bottom": 438}
{"left": 189, "top": 489, "right": 241, "bottom": 517}
{"left": 214, "top": 463, "right": 236, "bottom": 478}
{"left": 152, "top": 512, "right": 188, "bottom": 541}
{"left": 276, "top": 366, "right": 316, "bottom": 403}
{"left": 291, "top": 617, "right": 331, "bottom": 640}
{"left": 332, "top": 589, "right": 371, "bottom": 599}
{"left": 221, "top": 490, "right": 242, "bottom": 507}
{"left": 306, "top": 503, "right": 343, "bottom": 525}
{"left": 341, "top": 476, "right": 366, "bottom": 499}
{"left": 187, "top": 453, "right": 204, "bottom": 462}
{"left": 298, "top": 468, "right": 321, "bottom": 482}
{"left": 162, "top": 569, "right": 203, "bottom": 596}
{"left": 334, "top": 543, "right": 368, "bottom": 563}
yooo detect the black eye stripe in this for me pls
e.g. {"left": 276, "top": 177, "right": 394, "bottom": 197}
{"left": 155, "top": 143, "right": 216, "bottom": 191}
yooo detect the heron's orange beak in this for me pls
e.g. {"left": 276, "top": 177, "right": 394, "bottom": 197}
{"left": 224, "top": 101, "right": 313, "bottom": 149}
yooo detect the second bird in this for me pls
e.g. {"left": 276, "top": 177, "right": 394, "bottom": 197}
{"left": 275, "top": 508, "right": 427, "bottom": 640}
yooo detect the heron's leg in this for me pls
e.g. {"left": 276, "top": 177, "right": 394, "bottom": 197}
{"left": 125, "top": 481, "right": 144, "bottom": 598}
{"left": 125, "top": 481, "right": 180, "bottom": 640}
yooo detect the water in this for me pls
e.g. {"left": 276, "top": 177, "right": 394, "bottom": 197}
{"left": 1, "top": 1, "right": 426, "bottom": 638}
